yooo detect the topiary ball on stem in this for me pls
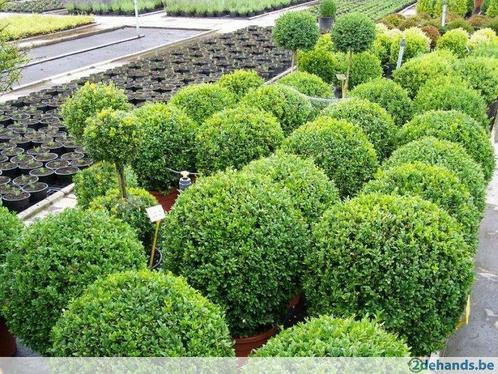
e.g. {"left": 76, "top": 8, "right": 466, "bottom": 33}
{"left": 363, "top": 162, "right": 480, "bottom": 248}
{"left": 60, "top": 82, "right": 130, "bottom": 141}
{"left": 252, "top": 316, "right": 410, "bottom": 357}
{"left": 218, "top": 69, "right": 264, "bottom": 100}
{"left": 282, "top": 117, "right": 379, "bottom": 198}
{"left": 240, "top": 84, "right": 315, "bottom": 135}
{"left": 322, "top": 97, "right": 398, "bottom": 160}
{"left": 436, "top": 28, "right": 470, "bottom": 57}
{"left": 195, "top": 106, "right": 284, "bottom": 175}
{"left": 242, "top": 152, "right": 340, "bottom": 224}
{"left": 51, "top": 270, "right": 234, "bottom": 357}
{"left": 161, "top": 170, "right": 309, "bottom": 338}
{"left": 398, "top": 110, "right": 495, "bottom": 181}
{"left": 131, "top": 102, "right": 198, "bottom": 192}
{"left": 0, "top": 209, "right": 146, "bottom": 354}
{"left": 304, "top": 193, "right": 473, "bottom": 356}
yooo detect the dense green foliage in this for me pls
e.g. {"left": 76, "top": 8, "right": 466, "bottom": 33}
{"left": 319, "top": 0, "right": 336, "bottom": 17}
{"left": 169, "top": 83, "right": 236, "bottom": 124}
{"left": 240, "top": 84, "right": 314, "bottom": 135}
{"left": 436, "top": 28, "right": 470, "bottom": 57}
{"left": 60, "top": 82, "right": 130, "bottom": 140}
{"left": 218, "top": 70, "right": 264, "bottom": 100}
{"left": 350, "top": 78, "right": 414, "bottom": 126}
{"left": 161, "top": 171, "right": 309, "bottom": 337}
{"left": 390, "top": 27, "right": 431, "bottom": 64}
{"left": 398, "top": 110, "right": 495, "bottom": 181}
{"left": 297, "top": 47, "right": 344, "bottom": 84}
{"left": 331, "top": 13, "right": 376, "bottom": 53}
{"left": 0, "top": 206, "right": 23, "bottom": 264}
{"left": 453, "top": 56, "right": 498, "bottom": 104}
{"left": 272, "top": 11, "right": 320, "bottom": 53}
{"left": 131, "top": 102, "right": 198, "bottom": 191}
{"left": 0, "top": 209, "right": 145, "bottom": 354}
{"left": 322, "top": 97, "right": 398, "bottom": 160}
{"left": 304, "top": 193, "right": 474, "bottom": 356}
{"left": 279, "top": 71, "right": 332, "bottom": 98}
{"left": 252, "top": 316, "right": 410, "bottom": 357}
{"left": 242, "top": 152, "right": 340, "bottom": 224}
{"left": 349, "top": 51, "right": 383, "bottom": 88}
{"left": 195, "top": 106, "right": 284, "bottom": 174}
{"left": 51, "top": 270, "right": 234, "bottom": 356}
{"left": 282, "top": 117, "right": 378, "bottom": 198}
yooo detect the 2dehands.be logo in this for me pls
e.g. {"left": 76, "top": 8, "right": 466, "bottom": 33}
{"left": 409, "top": 358, "right": 495, "bottom": 372}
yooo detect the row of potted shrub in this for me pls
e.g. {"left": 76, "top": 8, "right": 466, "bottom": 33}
{"left": 0, "top": 10, "right": 496, "bottom": 359}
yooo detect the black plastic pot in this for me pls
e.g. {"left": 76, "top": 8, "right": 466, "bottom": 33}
{"left": 30, "top": 167, "right": 55, "bottom": 184}
{"left": 41, "top": 142, "right": 64, "bottom": 155}
{"left": 46, "top": 159, "right": 69, "bottom": 170}
{"left": 55, "top": 166, "right": 80, "bottom": 184}
{"left": 70, "top": 158, "right": 93, "bottom": 169}
{"left": 0, "top": 162, "right": 18, "bottom": 178}
{"left": 13, "top": 174, "right": 38, "bottom": 187}
{"left": 0, "top": 175, "right": 10, "bottom": 185}
{"left": 35, "top": 152, "right": 58, "bottom": 163}
{"left": 23, "top": 182, "right": 48, "bottom": 203}
{"left": 60, "top": 152, "right": 84, "bottom": 161}
{"left": 2, "top": 190, "right": 30, "bottom": 212}
{"left": 18, "top": 160, "right": 43, "bottom": 174}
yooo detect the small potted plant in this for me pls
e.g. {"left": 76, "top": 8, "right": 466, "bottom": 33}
{"left": 2, "top": 187, "right": 30, "bottom": 212}
{"left": 23, "top": 181, "right": 49, "bottom": 203}
{"left": 318, "top": 0, "right": 337, "bottom": 33}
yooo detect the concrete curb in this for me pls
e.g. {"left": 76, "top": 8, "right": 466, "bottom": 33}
{"left": 17, "top": 183, "right": 74, "bottom": 222}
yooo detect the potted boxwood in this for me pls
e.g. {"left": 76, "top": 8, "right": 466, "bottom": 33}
{"left": 318, "top": 0, "right": 337, "bottom": 34}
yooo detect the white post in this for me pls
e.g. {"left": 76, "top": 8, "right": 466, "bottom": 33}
{"left": 396, "top": 38, "right": 406, "bottom": 70}
{"left": 134, "top": 0, "right": 140, "bottom": 36}
{"left": 441, "top": 0, "right": 448, "bottom": 27}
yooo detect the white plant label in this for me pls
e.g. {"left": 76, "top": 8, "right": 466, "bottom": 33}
{"left": 146, "top": 205, "right": 165, "bottom": 223}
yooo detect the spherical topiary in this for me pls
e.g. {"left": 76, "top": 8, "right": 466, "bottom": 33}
{"left": 383, "top": 137, "right": 486, "bottom": 212}
{"left": 370, "top": 28, "right": 401, "bottom": 65}
{"left": 279, "top": 71, "right": 332, "bottom": 98}
{"left": 447, "top": 19, "right": 474, "bottom": 33}
{"left": 393, "top": 52, "right": 455, "bottom": 98}
{"left": 398, "top": 110, "right": 495, "bottom": 181}
{"left": 315, "top": 33, "right": 335, "bottom": 50}
{"left": 483, "top": 17, "right": 498, "bottom": 33}
{"left": 218, "top": 69, "right": 264, "bottom": 100}
{"left": 453, "top": 56, "right": 498, "bottom": 104}
{"left": 304, "top": 193, "right": 474, "bottom": 356}
{"left": 350, "top": 78, "right": 414, "bottom": 126}
{"left": 74, "top": 162, "right": 138, "bottom": 209}
{"left": 0, "top": 209, "right": 146, "bottom": 354}
{"left": 319, "top": 0, "right": 337, "bottom": 17}
{"left": 282, "top": 117, "right": 378, "bottom": 198}
{"left": 414, "top": 76, "right": 489, "bottom": 128}
{"left": 195, "top": 106, "right": 284, "bottom": 175}
{"left": 240, "top": 84, "right": 314, "bottom": 135}
{"left": 349, "top": 51, "right": 383, "bottom": 88}
{"left": 471, "top": 40, "right": 498, "bottom": 57}
{"left": 89, "top": 188, "right": 158, "bottom": 246}
{"left": 242, "top": 152, "right": 340, "bottom": 224}
{"left": 421, "top": 25, "right": 441, "bottom": 47}
{"left": 131, "top": 102, "right": 198, "bottom": 191}
{"left": 468, "top": 15, "right": 490, "bottom": 29}
{"left": 363, "top": 162, "right": 480, "bottom": 247}
{"left": 169, "top": 83, "right": 236, "bottom": 124}
{"left": 469, "top": 28, "right": 497, "bottom": 49}
{"left": 381, "top": 13, "right": 405, "bottom": 28}
{"left": 51, "top": 270, "right": 234, "bottom": 357}
{"left": 60, "top": 82, "right": 131, "bottom": 141}
{"left": 252, "top": 316, "right": 410, "bottom": 357}
{"left": 272, "top": 11, "right": 320, "bottom": 53}
{"left": 389, "top": 27, "right": 431, "bottom": 64}
{"left": 487, "top": 0, "right": 498, "bottom": 16}
{"left": 436, "top": 28, "right": 470, "bottom": 57}
{"left": 0, "top": 205, "right": 23, "bottom": 264}
{"left": 297, "top": 47, "right": 345, "bottom": 84}
{"left": 322, "top": 98, "right": 398, "bottom": 160}
{"left": 331, "top": 13, "right": 376, "bottom": 53}
{"left": 161, "top": 170, "right": 309, "bottom": 337}
{"left": 417, "top": 0, "right": 436, "bottom": 16}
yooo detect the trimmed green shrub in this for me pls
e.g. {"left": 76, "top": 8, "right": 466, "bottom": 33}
{"left": 51, "top": 270, "right": 234, "bottom": 357}
{"left": 414, "top": 76, "right": 489, "bottom": 128}
{"left": 0, "top": 206, "right": 23, "bottom": 265}
{"left": 350, "top": 78, "right": 414, "bottom": 126}
{"left": 304, "top": 193, "right": 474, "bottom": 356}
{"left": 421, "top": 25, "right": 441, "bottom": 47}
{"left": 483, "top": 17, "right": 498, "bottom": 33}
{"left": 218, "top": 69, "right": 264, "bottom": 100}
{"left": 161, "top": 170, "right": 309, "bottom": 337}
{"left": 363, "top": 162, "right": 480, "bottom": 247}
{"left": 240, "top": 84, "right": 314, "bottom": 135}
{"left": 315, "top": 33, "right": 334, "bottom": 50}
{"left": 322, "top": 97, "right": 397, "bottom": 160}
{"left": 383, "top": 137, "right": 486, "bottom": 212}
{"left": 417, "top": 0, "right": 436, "bottom": 15}
{"left": 468, "top": 15, "right": 490, "bottom": 29}
{"left": 272, "top": 11, "right": 320, "bottom": 55}
{"left": 447, "top": 19, "right": 474, "bottom": 33}
{"left": 471, "top": 40, "right": 498, "bottom": 57}
{"left": 487, "top": 0, "right": 498, "bottom": 17}
{"left": 331, "top": 13, "right": 376, "bottom": 53}
{"left": 435, "top": 0, "right": 471, "bottom": 16}
{"left": 195, "top": 106, "right": 284, "bottom": 175}
{"left": 436, "top": 28, "right": 470, "bottom": 57}
{"left": 297, "top": 43, "right": 344, "bottom": 84}
{"left": 381, "top": 13, "right": 405, "bottom": 29}
{"left": 319, "top": 0, "right": 336, "bottom": 17}
{"left": 389, "top": 27, "right": 431, "bottom": 64}
{"left": 89, "top": 188, "right": 158, "bottom": 246}
{"left": 279, "top": 71, "right": 332, "bottom": 98}
{"left": 83, "top": 109, "right": 140, "bottom": 199}
{"left": 393, "top": 52, "right": 455, "bottom": 98}
{"left": 74, "top": 162, "right": 138, "bottom": 209}
{"left": 453, "top": 56, "right": 498, "bottom": 104}
{"left": 349, "top": 51, "right": 382, "bottom": 88}
{"left": 370, "top": 28, "right": 400, "bottom": 65}
{"left": 169, "top": 83, "right": 236, "bottom": 124}
{"left": 252, "top": 316, "right": 410, "bottom": 357}
{"left": 131, "top": 102, "right": 198, "bottom": 191}
{"left": 0, "top": 209, "right": 145, "bottom": 354}
{"left": 399, "top": 110, "right": 495, "bottom": 181}
{"left": 469, "top": 28, "right": 497, "bottom": 49}
{"left": 282, "top": 117, "right": 378, "bottom": 198}
{"left": 242, "top": 152, "right": 340, "bottom": 224}
{"left": 60, "top": 82, "right": 130, "bottom": 141}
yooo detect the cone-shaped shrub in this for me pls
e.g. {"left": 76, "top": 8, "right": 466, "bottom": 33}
{"left": 304, "top": 193, "right": 474, "bottom": 356}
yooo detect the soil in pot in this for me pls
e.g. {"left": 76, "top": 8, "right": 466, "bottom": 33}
{"left": 60, "top": 152, "right": 84, "bottom": 161}
{"left": 0, "top": 161, "right": 19, "bottom": 178}
{"left": 0, "top": 183, "right": 14, "bottom": 195}
{"left": 2, "top": 189, "right": 30, "bottom": 212}
{"left": 11, "top": 153, "right": 33, "bottom": 164}
{"left": 70, "top": 158, "right": 93, "bottom": 169}
{"left": 35, "top": 152, "right": 58, "bottom": 163}
{"left": 30, "top": 167, "right": 55, "bottom": 184}
{"left": 23, "top": 182, "right": 49, "bottom": 203}
{"left": 41, "top": 141, "right": 63, "bottom": 155}
{"left": 46, "top": 160, "right": 69, "bottom": 170}
{"left": 2, "top": 147, "right": 24, "bottom": 158}
{"left": 18, "top": 160, "right": 43, "bottom": 173}
{"left": 55, "top": 166, "right": 80, "bottom": 184}
{"left": 234, "top": 327, "right": 278, "bottom": 357}
{"left": 150, "top": 189, "right": 179, "bottom": 212}
{"left": 13, "top": 174, "right": 38, "bottom": 187}
{"left": 0, "top": 175, "right": 11, "bottom": 185}
{"left": 0, "top": 317, "right": 16, "bottom": 357}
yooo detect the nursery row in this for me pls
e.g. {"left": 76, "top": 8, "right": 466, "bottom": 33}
{"left": 2, "top": 0, "right": 63, "bottom": 13}
{"left": 309, "top": 0, "right": 416, "bottom": 20}
{"left": 66, "top": 0, "right": 163, "bottom": 16}
{"left": 1, "top": 11, "right": 496, "bottom": 359}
